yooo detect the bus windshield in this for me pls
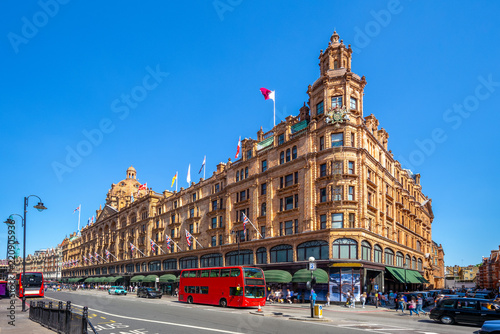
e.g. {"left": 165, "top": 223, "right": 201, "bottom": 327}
{"left": 24, "top": 273, "right": 43, "bottom": 286}
{"left": 243, "top": 268, "right": 263, "bottom": 278}
{"left": 245, "top": 286, "right": 265, "bottom": 298}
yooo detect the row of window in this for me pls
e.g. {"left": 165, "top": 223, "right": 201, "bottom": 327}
{"left": 279, "top": 146, "right": 297, "bottom": 164}
{"left": 316, "top": 96, "right": 357, "bottom": 116}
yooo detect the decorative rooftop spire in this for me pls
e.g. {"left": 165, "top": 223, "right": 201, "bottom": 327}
{"left": 330, "top": 31, "right": 340, "bottom": 44}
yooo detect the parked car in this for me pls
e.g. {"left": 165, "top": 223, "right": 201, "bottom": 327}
{"left": 108, "top": 286, "right": 127, "bottom": 295}
{"left": 429, "top": 297, "right": 500, "bottom": 326}
{"left": 474, "top": 320, "right": 500, "bottom": 334}
{"left": 137, "top": 287, "right": 162, "bottom": 299}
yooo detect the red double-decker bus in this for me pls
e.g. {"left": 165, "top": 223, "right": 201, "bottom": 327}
{"left": 16, "top": 272, "right": 44, "bottom": 298}
{"left": 178, "top": 266, "right": 265, "bottom": 307}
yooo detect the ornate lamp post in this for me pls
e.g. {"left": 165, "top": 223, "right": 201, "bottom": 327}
{"left": 21, "top": 195, "right": 47, "bottom": 311}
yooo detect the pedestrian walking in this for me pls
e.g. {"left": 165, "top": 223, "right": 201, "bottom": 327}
{"left": 360, "top": 292, "right": 367, "bottom": 308}
{"left": 374, "top": 290, "right": 380, "bottom": 308}
{"left": 416, "top": 294, "right": 427, "bottom": 315}
{"left": 310, "top": 289, "right": 317, "bottom": 308}
{"left": 397, "top": 295, "right": 405, "bottom": 313}
{"left": 326, "top": 292, "right": 331, "bottom": 306}
{"left": 408, "top": 297, "right": 419, "bottom": 316}
{"left": 350, "top": 291, "right": 356, "bottom": 308}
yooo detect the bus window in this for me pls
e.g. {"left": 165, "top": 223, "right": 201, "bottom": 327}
{"left": 200, "top": 270, "right": 210, "bottom": 278}
{"left": 181, "top": 271, "right": 190, "bottom": 278}
{"left": 245, "top": 286, "right": 265, "bottom": 298}
{"left": 221, "top": 269, "right": 231, "bottom": 277}
{"left": 230, "top": 287, "right": 243, "bottom": 296}
{"left": 200, "top": 286, "right": 209, "bottom": 294}
{"left": 210, "top": 269, "right": 220, "bottom": 277}
{"left": 230, "top": 268, "right": 241, "bottom": 277}
{"left": 244, "top": 267, "right": 263, "bottom": 278}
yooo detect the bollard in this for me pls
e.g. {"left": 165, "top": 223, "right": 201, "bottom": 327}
{"left": 49, "top": 301, "right": 53, "bottom": 309}
{"left": 58, "top": 301, "right": 63, "bottom": 310}
{"left": 65, "top": 301, "right": 72, "bottom": 333}
{"left": 83, "top": 306, "right": 88, "bottom": 334}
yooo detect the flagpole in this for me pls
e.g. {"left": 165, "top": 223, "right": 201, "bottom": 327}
{"left": 176, "top": 171, "right": 178, "bottom": 192}
{"left": 273, "top": 96, "right": 276, "bottom": 127}
{"left": 77, "top": 204, "right": 81, "bottom": 235}
{"left": 204, "top": 156, "right": 206, "bottom": 180}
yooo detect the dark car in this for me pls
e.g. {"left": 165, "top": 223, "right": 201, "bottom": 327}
{"left": 474, "top": 320, "right": 500, "bottom": 334}
{"left": 137, "top": 287, "right": 162, "bottom": 299}
{"left": 430, "top": 298, "right": 500, "bottom": 326}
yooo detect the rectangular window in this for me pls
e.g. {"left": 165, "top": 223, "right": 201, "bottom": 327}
{"left": 192, "top": 193, "right": 197, "bottom": 202}
{"left": 316, "top": 101, "right": 324, "bottom": 115}
{"left": 285, "top": 173, "right": 293, "bottom": 187}
{"left": 367, "top": 169, "right": 372, "bottom": 181}
{"left": 294, "top": 194, "right": 299, "bottom": 208}
{"left": 368, "top": 192, "right": 372, "bottom": 206}
{"left": 280, "top": 198, "right": 283, "bottom": 212}
{"left": 320, "top": 214, "right": 327, "bottom": 229}
{"left": 332, "top": 213, "right": 343, "bottom": 228}
{"left": 331, "top": 133, "right": 344, "bottom": 147}
{"left": 278, "top": 134, "right": 284, "bottom": 145}
{"left": 348, "top": 186, "right": 354, "bottom": 201}
{"left": 214, "top": 183, "right": 220, "bottom": 193}
{"left": 348, "top": 161, "right": 355, "bottom": 174}
{"left": 189, "top": 224, "right": 193, "bottom": 234}
{"left": 348, "top": 213, "right": 355, "bottom": 228}
{"left": 285, "top": 196, "right": 293, "bottom": 211}
{"left": 171, "top": 214, "right": 175, "bottom": 224}
{"left": 333, "top": 186, "right": 342, "bottom": 201}
{"left": 350, "top": 97, "right": 357, "bottom": 110}
{"left": 211, "top": 217, "right": 217, "bottom": 229}
{"left": 219, "top": 216, "right": 224, "bottom": 228}
{"left": 320, "top": 163, "right": 327, "bottom": 177}
{"left": 332, "top": 161, "right": 342, "bottom": 175}
{"left": 351, "top": 133, "right": 355, "bottom": 147}
{"left": 240, "top": 190, "right": 247, "bottom": 201}
{"left": 294, "top": 171, "right": 299, "bottom": 184}
{"left": 284, "top": 220, "right": 294, "bottom": 235}
{"left": 211, "top": 236, "right": 216, "bottom": 247}
{"left": 219, "top": 235, "right": 223, "bottom": 246}
{"left": 280, "top": 176, "right": 283, "bottom": 188}
{"left": 261, "top": 226, "right": 266, "bottom": 239}
{"left": 294, "top": 219, "right": 298, "bottom": 234}
{"left": 331, "top": 96, "right": 343, "bottom": 108}
{"left": 212, "top": 200, "right": 218, "bottom": 211}
{"left": 262, "top": 160, "right": 267, "bottom": 172}
{"left": 246, "top": 150, "right": 252, "bottom": 160}
{"left": 190, "top": 208, "right": 195, "bottom": 218}
{"left": 320, "top": 188, "right": 327, "bottom": 203}
{"left": 319, "top": 136, "right": 324, "bottom": 151}
{"left": 261, "top": 183, "right": 267, "bottom": 196}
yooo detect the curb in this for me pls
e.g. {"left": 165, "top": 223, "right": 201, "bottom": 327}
{"left": 289, "top": 317, "right": 331, "bottom": 322}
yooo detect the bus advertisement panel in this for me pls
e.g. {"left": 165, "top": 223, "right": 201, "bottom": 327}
{"left": 16, "top": 272, "right": 44, "bottom": 298}
{"left": 178, "top": 266, "right": 265, "bottom": 307}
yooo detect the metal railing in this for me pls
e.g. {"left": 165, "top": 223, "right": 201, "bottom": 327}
{"left": 29, "top": 300, "right": 98, "bottom": 334}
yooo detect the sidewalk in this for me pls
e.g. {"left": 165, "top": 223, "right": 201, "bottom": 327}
{"left": 0, "top": 297, "right": 54, "bottom": 333}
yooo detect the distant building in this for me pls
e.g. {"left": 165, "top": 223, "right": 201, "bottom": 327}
{"left": 61, "top": 31, "right": 442, "bottom": 299}
{"left": 13, "top": 246, "right": 62, "bottom": 281}
{"left": 477, "top": 245, "right": 500, "bottom": 290}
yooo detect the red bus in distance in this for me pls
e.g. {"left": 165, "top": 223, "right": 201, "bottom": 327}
{"left": 16, "top": 272, "right": 44, "bottom": 298}
{"left": 178, "top": 266, "right": 265, "bottom": 307}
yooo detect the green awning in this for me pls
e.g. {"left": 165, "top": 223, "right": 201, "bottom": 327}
{"left": 292, "top": 268, "right": 329, "bottom": 284}
{"left": 386, "top": 267, "right": 408, "bottom": 283}
{"left": 159, "top": 274, "right": 176, "bottom": 283}
{"left": 291, "top": 120, "right": 309, "bottom": 133}
{"left": 109, "top": 276, "right": 123, "bottom": 283}
{"left": 75, "top": 277, "right": 86, "bottom": 283}
{"left": 143, "top": 275, "right": 158, "bottom": 283}
{"left": 84, "top": 277, "right": 94, "bottom": 283}
{"left": 407, "top": 270, "right": 430, "bottom": 284}
{"left": 263, "top": 270, "right": 292, "bottom": 283}
{"left": 130, "top": 275, "right": 145, "bottom": 283}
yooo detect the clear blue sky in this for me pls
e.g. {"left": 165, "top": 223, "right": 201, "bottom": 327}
{"left": 1, "top": 1, "right": 499, "bottom": 267}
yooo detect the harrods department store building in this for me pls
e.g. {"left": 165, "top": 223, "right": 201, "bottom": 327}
{"left": 61, "top": 32, "right": 445, "bottom": 299}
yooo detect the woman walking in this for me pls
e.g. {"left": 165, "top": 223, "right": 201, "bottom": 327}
{"left": 416, "top": 294, "right": 427, "bottom": 315}
{"left": 408, "top": 297, "right": 419, "bottom": 316}
{"left": 360, "top": 292, "right": 367, "bottom": 308}
{"left": 397, "top": 295, "right": 406, "bottom": 313}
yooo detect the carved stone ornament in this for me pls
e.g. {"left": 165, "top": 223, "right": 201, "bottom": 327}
{"left": 325, "top": 105, "right": 350, "bottom": 125}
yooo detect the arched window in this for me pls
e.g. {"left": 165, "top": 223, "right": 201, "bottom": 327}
{"left": 280, "top": 151, "right": 284, "bottom": 165}
{"left": 240, "top": 169, "right": 244, "bottom": 180}
{"left": 411, "top": 256, "right": 417, "bottom": 270}
{"left": 405, "top": 255, "right": 411, "bottom": 268}
{"left": 236, "top": 172, "right": 239, "bottom": 182}
{"left": 332, "top": 238, "right": 357, "bottom": 259}
{"left": 417, "top": 258, "right": 423, "bottom": 271}
{"left": 261, "top": 202, "right": 266, "bottom": 216}
{"left": 225, "top": 249, "right": 253, "bottom": 266}
{"left": 245, "top": 167, "right": 248, "bottom": 179}
{"left": 396, "top": 252, "right": 404, "bottom": 267}
{"left": 126, "top": 264, "right": 134, "bottom": 273}
{"left": 149, "top": 261, "right": 161, "bottom": 271}
{"left": 180, "top": 256, "right": 198, "bottom": 269}
{"left": 135, "top": 263, "right": 140, "bottom": 272}
{"left": 334, "top": 60, "right": 338, "bottom": 69}
{"left": 163, "top": 259, "right": 177, "bottom": 270}
{"left": 200, "top": 253, "right": 223, "bottom": 268}
{"left": 384, "top": 248, "right": 394, "bottom": 265}
{"left": 286, "top": 149, "right": 291, "bottom": 162}
{"left": 256, "top": 247, "right": 267, "bottom": 264}
{"left": 142, "top": 262, "right": 147, "bottom": 272}
{"left": 416, "top": 240, "right": 421, "bottom": 252}
{"left": 361, "top": 241, "right": 371, "bottom": 261}
{"left": 292, "top": 146, "right": 297, "bottom": 160}
{"left": 102, "top": 267, "right": 107, "bottom": 275}
{"left": 270, "top": 244, "right": 293, "bottom": 263}
{"left": 297, "top": 240, "right": 329, "bottom": 261}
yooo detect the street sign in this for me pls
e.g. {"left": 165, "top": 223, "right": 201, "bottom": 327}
{"left": 308, "top": 262, "right": 317, "bottom": 271}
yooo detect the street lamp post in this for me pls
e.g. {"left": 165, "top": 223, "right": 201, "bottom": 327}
{"left": 3, "top": 217, "right": 19, "bottom": 259}
{"left": 308, "top": 257, "right": 316, "bottom": 318}
{"left": 21, "top": 195, "right": 47, "bottom": 312}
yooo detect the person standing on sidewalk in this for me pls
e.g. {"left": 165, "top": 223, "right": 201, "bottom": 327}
{"left": 374, "top": 290, "right": 380, "bottom": 308}
{"left": 326, "top": 292, "right": 331, "bottom": 306}
{"left": 310, "top": 289, "right": 317, "bottom": 308}
{"left": 350, "top": 291, "right": 356, "bottom": 308}
{"left": 360, "top": 292, "right": 367, "bottom": 308}
{"left": 397, "top": 295, "right": 406, "bottom": 313}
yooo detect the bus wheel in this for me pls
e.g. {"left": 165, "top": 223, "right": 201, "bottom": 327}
{"left": 219, "top": 298, "right": 227, "bottom": 308}
{"left": 187, "top": 296, "right": 193, "bottom": 304}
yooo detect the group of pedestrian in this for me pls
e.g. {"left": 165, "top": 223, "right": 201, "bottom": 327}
{"left": 396, "top": 293, "right": 428, "bottom": 316}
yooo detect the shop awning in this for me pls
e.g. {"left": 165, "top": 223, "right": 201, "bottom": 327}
{"left": 84, "top": 277, "right": 94, "bottom": 283}
{"left": 263, "top": 270, "right": 292, "bottom": 283}
{"left": 159, "top": 274, "right": 176, "bottom": 283}
{"left": 130, "top": 275, "right": 145, "bottom": 283}
{"left": 292, "top": 268, "right": 329, "bottom": 284}
{"left": 143, "top": 275, "right": 158, "bottom": 283}
{"left": 386, "top": 267, "right": 408, "bottom": 283}
{"left": 407, "top": 270, "right": 430, "bottom": 284}
{"left": 75, "top": 277, "right": 86, "bottom": 283}
{"left": 386, "top": 267, "right": 428, "bottom": 284}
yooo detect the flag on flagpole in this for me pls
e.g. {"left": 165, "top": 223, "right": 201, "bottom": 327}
{"left": 150, "top": 239, "right": 156, "bottom": 252}
{"left": 235, "top": 137, "right": 241, "bottom": 159}
{"left": 105, "top": 249, "right": 110, "bottom": 260}
{"left": 260, "top": 87, "right": 275, "bottom": 101}
{"left": 131, "top": 194, "right": 134, "bottom": 203}
{"left": 73, "top": 205, "right": 80, "bottom": 213}
{"left": 165, "top": 235, "right": 172, "bottom": 250}
{"left": 243, "top": 212, "right": 249, "bottom": 237}
{"left": 171, "top": 172, "right": 178, "bottom": 187}
{"left": 138, "top": 183, "right": 147, "bottom": 192}
{"left": 91, "top": 216, "right": 94, "bottom": 224}
{"left": 130, "top": 243, "right": 136, "bottom": 252}
{"left": 187, "top": 164, "right": 191, "bottom": 185}
{"left": 198, "top": 156, "right": 206, "bottom": 174}
{"left": 185, "top": 230, "right": 192, "bottom": 247}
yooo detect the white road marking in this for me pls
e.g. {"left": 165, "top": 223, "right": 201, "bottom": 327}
{"left": 45, "top": 296, "right": 244, "bottom": 334}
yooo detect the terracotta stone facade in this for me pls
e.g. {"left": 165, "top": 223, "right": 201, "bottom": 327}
{"left": 61, "top": 32, "right": 444, "bottom": 294}
{"left": 477, "top": 246, "right": 500, "bottom": 290}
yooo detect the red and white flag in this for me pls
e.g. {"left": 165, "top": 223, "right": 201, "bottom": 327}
{"left": 260, "top": 87, "right": 275, "bottom": 101}
{"left": 150, "top": 239, "right": 156, "bottom": 252}
{"left": 185, "top": 230, "right": 193, "bottom": 247}
{"left": 138, "top": 183, "right": 147, "bottom": 191}
{"left": 165, "top": 235, "right": 172, "bottom": 250}
{"left": 73, "top": 205, "right": 80, "bottom": 213}
{"left": 235, "top": 137, "right": 241, "bottom": 159}
{"left": 243, "top": 213, "right": 249, "bottom": 237}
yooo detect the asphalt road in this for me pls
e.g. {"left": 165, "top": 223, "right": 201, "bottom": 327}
{"left": 40, "top": 290, "right": 481, "bottom": 334}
